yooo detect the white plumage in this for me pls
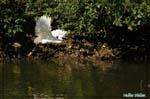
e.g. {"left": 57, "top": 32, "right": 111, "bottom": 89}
{"left": 27, "top": 15, "right": 67, "bottom": 56}
{"left": 34, "top": 15, "right": 67, "bottom": 44}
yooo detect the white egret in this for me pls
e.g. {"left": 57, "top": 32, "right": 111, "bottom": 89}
{"left": 28, "top": 15, "right": 67, "bottom": 56}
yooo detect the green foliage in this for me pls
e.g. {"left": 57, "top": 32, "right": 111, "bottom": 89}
{"left": 111, "top": 1, "right": 149, "bottom": 31}
{"left": 0, "top": 0, "right": 48, "bottom": 37}
{"left": 0, "top": 1, "right": 25, "bottom": 37}
{"left": 0, "top": 0, "right": 150, "bottom": 47}
{"left": 25, "top": 0, "right": 49, "bottom": 16}
{"left": 42, "top": 0, "right": 150, "bottom": 34}
{"left": 1, "top": 0, "right": 149, "bottom": 37}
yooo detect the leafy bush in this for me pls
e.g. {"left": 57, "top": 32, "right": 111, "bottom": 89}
{"left": 0, "top": 0, "right": 150, "bottom": 59}
{"left": 1, "top": 0, "right": 149, "bottom": 38}
{"left": 0, "top": 0, "right": 49, "bottom": 37}
{"left": 0, "top": 1, "right": 26, "bottom": 37}
{"left": 44, "top": 0, "right": 150, "bottom": 34}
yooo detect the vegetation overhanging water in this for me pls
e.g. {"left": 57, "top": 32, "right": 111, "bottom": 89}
{"left": 0, "top": 0, "right": 150, "bottom": 62}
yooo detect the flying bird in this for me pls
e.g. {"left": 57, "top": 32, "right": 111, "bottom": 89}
{"left": 28, "top": 15, "right": 67, "bottom": 56}
{"left": 34, "top": 15, "right": 66, "bottom": 44}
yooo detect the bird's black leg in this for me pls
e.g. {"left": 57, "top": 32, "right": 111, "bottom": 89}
{"left": 27, "top": 44, "right": 38, "bottom": 56}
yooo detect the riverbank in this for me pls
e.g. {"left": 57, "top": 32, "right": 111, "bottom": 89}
{"left": 0, "top": 33, "right": 120, "bottom": 63}
{"left": 0, "top": 34, "right": 148, "bottom": 63}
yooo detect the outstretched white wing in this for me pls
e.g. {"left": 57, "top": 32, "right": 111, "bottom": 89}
{"left": 51, "top": 29, "right": 67, "bottom": 40}
{"left": 35, "top": 16, "right": 52, "bottom": 39}
{"left": 34, "top": 15, "right": 67, "bottom": 44}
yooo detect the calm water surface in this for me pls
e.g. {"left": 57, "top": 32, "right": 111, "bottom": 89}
{"left": 0, "top": 59, "right": 149, "bottom": 99}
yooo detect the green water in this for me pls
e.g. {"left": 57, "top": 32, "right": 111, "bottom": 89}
{"left": 0, "top": 60, "right": 149, "bottom": 99}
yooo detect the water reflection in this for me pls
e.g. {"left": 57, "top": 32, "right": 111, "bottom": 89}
{"left": 0, "top": 59, "right": 149, "bottom": 99}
